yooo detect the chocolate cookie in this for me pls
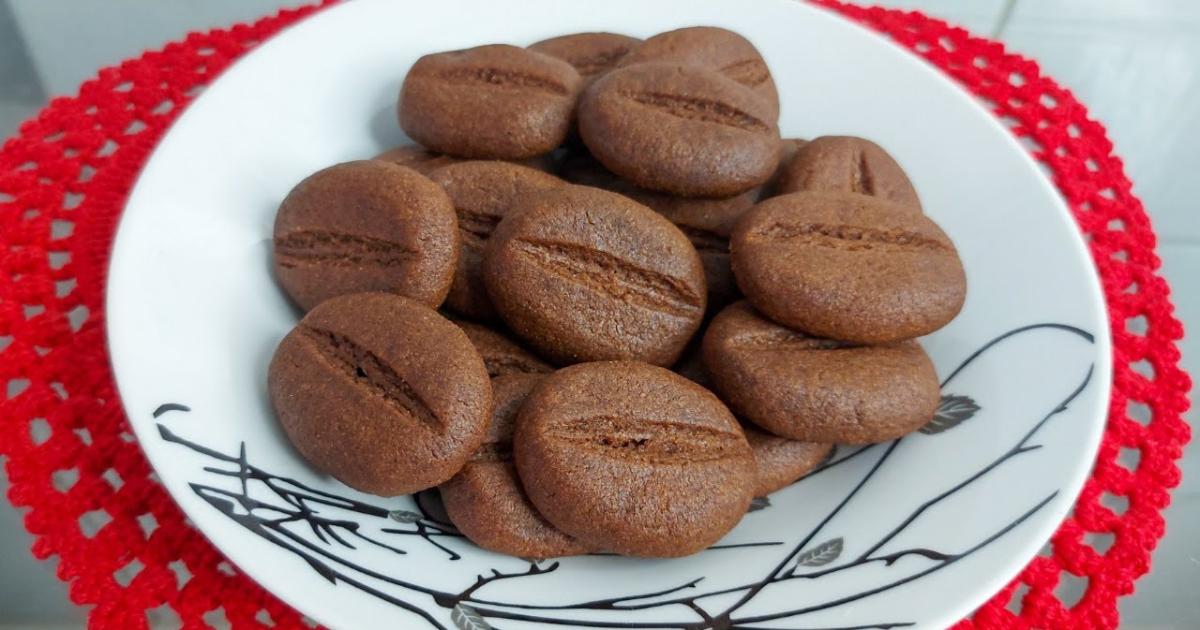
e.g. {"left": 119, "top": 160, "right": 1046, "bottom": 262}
{"left": 730, "top": 192, "right": 966, "bottom": 343}
{"left": 441, "top": 373, "right": 590, "bottom": 558}
{"left": 776, "top": 136, "right": 921, "bottom": 209}
{"left": 273, "top": 160, "right": 458, "bottom": 311}
{"left": 618, "top": 26, "right": 779, "bottom": 120}
{"left": 560, "top": 151, "right": 756, "bottom": 308}
{"left": 483, "top": 185, "right": 706, "bottom": 366}
{"left": 578, "top": 62, "right": 782, "bottom": 197}
{"left": 456, "top": 321, "right": 553, "bottom": 377}
{"left": 702, "top": 301, "right": 940, "bottom": 443}
{"left": 514, "top": 361, "right": 755, "bottom": 557}
{"left": 398, "top": 44, "right": 584, "bottom": 159}
{"left": 374, "top": 145, "right": 554, "bottom": 175}
{"left": 529, "top": 32, "right": 641, "bottom": 86}
{"left": 744, "top": 425, "right": 833, "bottom": 496}
{"left": 268, "top": 293, "right": 492, "bottom": 495}
{"left": 763, "top": 137, "right": 810, "bottom": 198}
{"left": 428, "top": 161, "right": 565, "bottom": 319}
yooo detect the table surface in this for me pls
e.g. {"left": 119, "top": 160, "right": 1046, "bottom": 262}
{"left": 0, "top": 1, "right": 1195, "bottom": 628}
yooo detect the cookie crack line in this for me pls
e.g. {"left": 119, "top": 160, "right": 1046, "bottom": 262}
{"left": 456, "top": 209, "right": 501, "bottom": 244}
{"left": 618, "top": 90, "right": 770, "bottom": 133}
{"left": 676, "top": 225, "right": 729, "bottom": 254}
{"left": 430, "top": 67, "right": 569, "bottom": 96}
{"left": 299, "top": 326, "right": 441, "bottom": 428}
{"left": 484, "top": 355, "right": 551, "bottom": 378}
{"left": 851, "top": 149, "right": 875, "bottom": 195}
{"left": 545, "top": 416, "right": 745, "bottom": 464}
{"left": 749, "top": 222, "right": 950, "bottom": 252}
{"left": 274, "top": 230, "right": 417, "bottom": 268}
{"left": 719, "top": 58, "right": 771, "bottom": 87}
{"left": 570, "top": 48, "right": 633, "bottom": 75}
{"left": 726, "top": 329, "right": 856, "bottom": 351}
{"left": 511, "top": 238, "right": 703, "bottom": 317}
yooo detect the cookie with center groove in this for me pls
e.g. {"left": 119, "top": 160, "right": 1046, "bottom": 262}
{"left": 272, "top": 160, "right": 459, "bottom": 312}
{"left": 514, "top": 361, "right": 755, "bottom": 557}
{"left": 560, "top": 150, "right": 758, "bottom": 309}
{"left": 429, "top": 161, "right": 565, "bottom": 320}
{"left": 731, "top": 191, "right": 966, "bottom": 343}
{"left": 268, "top": 293, "right": 492, "bottom": 496}
{"left": 578, "top": 62, "right": 782, "bottom": 197}
{"left": 441, "top": 373, "right": 591, "bottom": 558}
{"left": 528, "top": 32, "right": 641, "bottom": 86}
{"left": 702, "top": 301, "right": 941, "bottom": 444}
{"left": 482, "top": 185, "right": 706, "bottom": 366}
{"left": 776, "top": 136, "right": 921, "bottom": 210}
{"left": 617, "top": 26, "right": 780, "bottom": 120}
{"left": 398, "top": 44, "right": 583, "bottom": 159}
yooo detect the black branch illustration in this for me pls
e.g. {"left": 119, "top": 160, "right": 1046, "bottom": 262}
{"left": 151, "top": 321, "right": 1094, "bottom": 629}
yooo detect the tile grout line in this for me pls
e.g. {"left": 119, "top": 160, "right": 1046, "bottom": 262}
{"left": 991, "top": 0, "right": 1019, "bottom": 38}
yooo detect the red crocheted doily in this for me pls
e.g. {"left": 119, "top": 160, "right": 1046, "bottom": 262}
{"left": 0, "top": 2, "right": 1190, "bottom": 628}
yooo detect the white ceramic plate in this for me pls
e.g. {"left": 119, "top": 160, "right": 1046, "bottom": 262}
{"left": 107, "top": 1, "right": 1112, "bottom": 628}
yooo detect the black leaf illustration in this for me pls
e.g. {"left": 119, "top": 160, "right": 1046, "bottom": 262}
{"left": 749, "top": 496, "right": 771, "bottom": 512}
{"left": 920, "top": 395, "right": 981, "bottom": 435}
{"left": 451, "top": 604, "right": 492, "bottom": 630}
{"left": 389, "top": 509, "right": 422, "bottom": 524}
{"left": 796, "top": 537, "right": 842, "bottom": 567}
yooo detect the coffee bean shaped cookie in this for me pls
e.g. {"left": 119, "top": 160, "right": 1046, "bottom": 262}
{"left": 429, "top": 161, "right": 565, "bottom": 320}
{"left": 560, "top": 151, "right": 756, "bottom": 309}
{"left": 273, "top": 161, "right": 458, "bottom": 312}
{"left": 514, "top": 361, "right": 755, "bottom": 557}
{"left": 441, "top": 373, "right": 590, "bottom": 558}
{"left": 374, "top": 144, "right": 554, "bottom": 175}
{"left": 579, "top": 62, "right": 782, "bottom": 197}
{"left": 743, "top": 425, "right": 833, "bottom": 496}
{"left": 618, "top": 26, "right": 780, "bottom": 120}
{"left": 731, "top": 192, "right": 966, "bottom": 343}
{"left": 456, "top": 321, "right": 553, "bottom": 378}
{"left": 776, "top": 136, "right": 921, "bottom": 210}
{"left": 702, "top": 301, "right": 940, "bottom": 443}
{"left": 398, "top": 45, "right": 583, "bottom": 159}
{"left": 483, "top": 185, "right": 706, "bottom": 366}
{"left": 529, "top": 32, "right": 641, "bottom": 86}
{"left": 268, "top": 293, "right": 492, "bottom": 495}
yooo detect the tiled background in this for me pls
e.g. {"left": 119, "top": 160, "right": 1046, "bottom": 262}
{"left": 0, "top": 1, "right": 1195, "bottom": 628}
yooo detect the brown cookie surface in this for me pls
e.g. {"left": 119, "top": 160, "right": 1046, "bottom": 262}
{"left": 578, "top": 62, "right": 781, "bottom": 197}
{"left": 428, "top": 161, "right": 565, "bottom": 319}
{"left": 273, "top": 161, "right": 458, "bottom": 311}
{"left": 456, "top": 321, "right": 553, "bottom": 378}
{"left": 730, "top": 192, "right": 966, "bottom": 343}
{"left": 744, "top": 425, "right": 833, "bottom": 496}
{"left": 560, "top": 151, "right": 756, "bottom": 308}
{"left": 398, "top": 44, "right": 583, "bottom": 159}
{"left": 374, "top": 145, "right": 554, "bottom": 175}
{"left": 514, "top": 361, "right": 754, "bottom": 557}
{"left": 777, "top": 136, "right": 921, "bottom": 209}
{"left": 483, "top": 185, "right": 706, "bottom": 366}
{"left": 702, "top": 301, "right": 940, "bottom": 443}
{"left": 762, "top": 137, "right": 810, "bottom": 198}
{"left": 528, "top": 32, "right": 641, "bottom": 85}
{"left": 618, "top": 26, "right": 779, "bottom": 120}
{"left": 441, "top": 373, "right": 590, "bottom": 558}
{"left": 268, "top": 293, "right": 492, "bottom": 495}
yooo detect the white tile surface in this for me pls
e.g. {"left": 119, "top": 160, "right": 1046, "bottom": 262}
{"left": 1002, "top": 10, "right": 1200, "bottom": 244}
{"left": 866, "top": 0, "right": 1010, "bottom": 35}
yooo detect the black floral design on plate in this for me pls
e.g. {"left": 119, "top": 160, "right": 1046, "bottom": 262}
{"left": 154, "top": 322, "right": 1093, "bottom": 629}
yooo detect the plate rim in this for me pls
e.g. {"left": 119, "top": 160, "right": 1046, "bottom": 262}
{"left": 104, "top": 0, "right": 1114, "bottom": 627}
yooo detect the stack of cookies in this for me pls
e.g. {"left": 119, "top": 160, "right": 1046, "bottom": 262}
{"left": 267, "top": 26, "right": 966, "bottom": 559}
